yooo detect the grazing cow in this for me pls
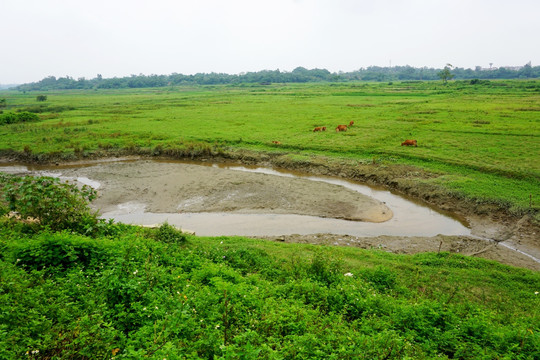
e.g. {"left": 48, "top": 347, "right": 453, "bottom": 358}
{"left": 272, "top": 140, "right": 282, "bottom": 145}
{"left": 313, "top": 126, "right": 327, "bottom": 132}
{"left": 401, "top": 139, "right": 417, "bottom": 147}
{"left": 335, "top": 125, "right": 348, "bottom": 132}
{"left": 349, "top": 121, "right": 354, "bottom": 127}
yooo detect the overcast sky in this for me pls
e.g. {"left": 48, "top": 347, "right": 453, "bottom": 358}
{"left": 1, "top": 0, "right": 539, "bottom": 84}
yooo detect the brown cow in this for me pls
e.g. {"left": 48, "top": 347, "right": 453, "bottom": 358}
{"left": 401, "top": 139, "right": 417, "bottom": 147}
{"left": 349, "top": 121, "right": 354, "bottom": 127}
{"left": 322, "top": 126, "right": 326, "bottom": 131}
{"left": 272, "top": 140, "right": 282, "bottom": 145}
{"left": 335, "top": 125, "right": 348, "bottom": 132}
{"left": 313, "top": 126, "right": 327, "bottom": 132}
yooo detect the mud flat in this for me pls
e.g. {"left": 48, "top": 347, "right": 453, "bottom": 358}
{"left": 53, "top": 160, "right": 393, "bottom": 223}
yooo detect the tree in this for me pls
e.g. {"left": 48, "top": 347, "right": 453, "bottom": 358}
{"left": 438, "top": 63, "right": 455, "bottom": 84}
{"left": 36, "top": 95, "right": 47, "bottom": 102}
{"left": 518, "top": 62, "right": 533, "bottom": 78}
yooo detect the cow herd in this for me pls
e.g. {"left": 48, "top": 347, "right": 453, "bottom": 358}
{"left": 312, "top": 121, "right": 418, "bottom": 147}
{"left": 272, "top": 120, "right": 418, "bottom": 147}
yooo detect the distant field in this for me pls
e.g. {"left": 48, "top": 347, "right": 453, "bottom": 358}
{"left": 0, "top": 80, "right": 539, "bottom": 214}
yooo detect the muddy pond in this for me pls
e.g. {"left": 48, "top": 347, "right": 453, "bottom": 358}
{"left": 1, "top": 159, "right": 470, "bottom": 237}
{"left": 2, "top": 159, "right": 539, "bottom": 270}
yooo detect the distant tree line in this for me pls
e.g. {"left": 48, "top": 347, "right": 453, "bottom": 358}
{"left": 12, "top": 64, "right": 540, "bottom": 91}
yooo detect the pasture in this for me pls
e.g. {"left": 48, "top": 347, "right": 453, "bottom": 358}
{"left": 0, "top": 80, "right": 539, "bottom": 215}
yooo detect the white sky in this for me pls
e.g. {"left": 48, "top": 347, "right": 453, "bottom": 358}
{"left": 1, "top": 0, "right": 539, "bottom": 84}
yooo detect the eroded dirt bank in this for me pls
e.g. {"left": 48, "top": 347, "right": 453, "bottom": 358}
{"left": 1, "top": 151, "right": 538, "bottom": 271}
{"left": 258, "top": 234, "right": 540, "bottom": 271}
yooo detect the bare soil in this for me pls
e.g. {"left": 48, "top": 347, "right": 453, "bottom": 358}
{"left": 258, "top": 233, "right": 540, "bottom": 271}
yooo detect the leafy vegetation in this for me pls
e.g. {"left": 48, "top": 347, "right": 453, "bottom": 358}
{"left": 0, "top": 111, "right": 39, "bottom": 125}
{"left": 0, "top": 173, "right": 108, "bottom": 236}
{"left": 1, "top": 70, "right": 538, "bottom": 358}
{"left": 1, "top": 220, "right": 539, "bottom": 358}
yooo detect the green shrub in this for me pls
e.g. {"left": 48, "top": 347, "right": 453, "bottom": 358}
{"left": 0, "top": 111, "right": 39, "bottom": 125}
{"left": 362, "top": 265, "right": 397, "bottom": 292}
{"left": 0, "top": 173, "right": 102, "bottom": 235}
{"left": 0, "top": 112, "right": 17, "bottom": 125}
{"left": 17, "top": 105, "right": 47, "bottom": 113}
{"left": 16, "top": 111, "right": 39, "bottom": 122}
{"left": 0, "top": 195, "right": 8, "bottom": 218}
{"left": 199, "top": 245, "right": 275, "bottom": 277}
{"left": 0, "top": 229, "right": 538, "bottom": 359}
{"left": 309, "top": 249, "right": 343, "bottom": 286}
{"left": 13, "top": 232, "right": 111, "bottom": 273}
{"left": 221, "top": 247, "right": 274, "bottom": 276}
{"left": 154, "top": 222, "right": 187, "bottom": 244}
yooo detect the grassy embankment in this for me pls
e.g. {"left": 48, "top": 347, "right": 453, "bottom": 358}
{"left": 1, "top": 219, "right": 539, "bottom": 359}
{"left": 1, "top": 80, "right": 539, "bottom": 218}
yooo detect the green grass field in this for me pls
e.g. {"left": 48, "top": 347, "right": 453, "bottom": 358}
{"left": 1, "top": 80, "right": 539, "bottom": 214}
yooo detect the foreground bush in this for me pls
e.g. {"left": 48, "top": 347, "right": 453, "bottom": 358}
{"left": 0, "top": 173, "right": 106, "bottom": 235}
{"left": 0, "top": 224, "right": 538, "bottom": 359}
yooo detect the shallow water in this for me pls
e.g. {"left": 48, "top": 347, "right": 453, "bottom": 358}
{"left": 104, "top": 210, "right": 471, "bottom": 237}
{"left": 0, "top": 160, "right": 472, "bottom": 238}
